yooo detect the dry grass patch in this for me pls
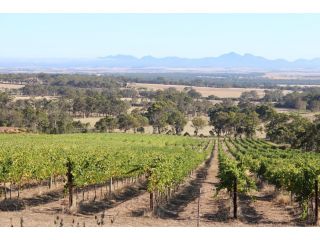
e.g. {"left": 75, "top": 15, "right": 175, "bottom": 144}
{"left": 129, "top": 83, "right": 267, "bottom": 98}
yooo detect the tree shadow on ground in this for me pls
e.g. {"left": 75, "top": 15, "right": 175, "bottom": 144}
{"left": 0, "top": 189, "right": 64, "bottom": 212}
{"left": 23, "top": 189, "right": 64, "bottom": 207}
{"left": 238, "top": 194, "right": 263, "bottom": 224}
{"left": 0, "top": 199, "right": 25, "bottom": 211}
{"left": 78, "top": 181, "right": 147, "bottom": 215}
{"left": 202, "top": 197, "right": 230, "bottom": 222}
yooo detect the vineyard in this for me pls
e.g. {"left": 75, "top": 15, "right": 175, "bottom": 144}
{"left": 217, "top": 138, "right": 320, "bottom": 225}
{"left": 0, "top": 133, "right": 319, "bottom": 226}
{"left": 0, "top": 133, "right": 213, "bottom": 226}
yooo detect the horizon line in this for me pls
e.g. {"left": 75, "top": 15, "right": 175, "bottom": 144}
{"left": 1, "top": 52, "right": 319, "bottom": 62}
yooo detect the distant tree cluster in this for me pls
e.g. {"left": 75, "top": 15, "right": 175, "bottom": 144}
{"left": 265, "top": 111, "right": 320, "bottom": 152}
{"left": 275, "top": 87, "right": 320, "bottom": 112}
{"left": 208, "top": 101, "right": 261, "bottom": 138}
{"left": 95, "top": 110, "right": 148, "bottom": 133}
{"left": 0, "top": 92, "right": 88, "bottom": 133}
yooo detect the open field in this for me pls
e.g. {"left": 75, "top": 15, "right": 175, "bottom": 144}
{"left": 264, "top": 72, "right": 320, "bottom": 80}
{"left": 74, "top": 116, "right": 213, "bottom": 136}
{"left": 275, "top": 107, "right": 320, "bottom": 121}
{"left": 129, "top": 82, "right": 268, "bottom": 98}
{"left": 0, "top": 83, "right": 25, "bottom": 90}
{"left": 74, "top": 116, "right": 268, "bottom": 138}
{"left": 13, "top": 95, "right": 58, "bottom": 101}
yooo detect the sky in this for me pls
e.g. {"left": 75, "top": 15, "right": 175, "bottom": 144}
{"left": 0, "top": 14, "right": 319, "bottom": 61}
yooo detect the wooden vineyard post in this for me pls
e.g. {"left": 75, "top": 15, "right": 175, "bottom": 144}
{"left": 49, "top": 175, "right": 53, "bottom": 189}
{"left": 109, "top": 177, "right": 113, "bottom": 196}
{"left": 233, "top": 177, "right": 237, "bottom": 219}
{"left": 150, "top": 192, "right": 154, "bottom": 211}
{"left": 9, "top": 182, "right": 12, "bottom": 199}
{"left": 315, "top": 179, "right": 319, "bottom": 226}
{"left": 4, "top": 182, "right": 6, "bottom": 199}
{"left": 197, "top": 188, "right": 201, "bottom": 227}
{"left": 66, "top": 160, "right": 74, "bottom": 209}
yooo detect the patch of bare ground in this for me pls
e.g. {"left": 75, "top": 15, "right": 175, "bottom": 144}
{"left": 0, "top": 83, "right": 24, "bottom": 89}
{"left": 0, "top": 127, "right": 26, "bottom": 133}
{"left": 0, "top": 177, "right": 153, "bottom": 227}
{"left": 222, "top": 140, "right": 303, "bottom": 226}
{"left": 238, "top": 182, "right": 303, "bottom": 226}
{"left": 159, "top": 142, "right": 242, "bottom": 226}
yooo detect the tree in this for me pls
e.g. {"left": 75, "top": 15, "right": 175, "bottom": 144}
{"left": 117, "top": 114, "right": 135, "bottom": 132}
{"left": 265, "top": 112, "right": 291, "bottom": 143}
{"left": 207, "top": 95, "right": 219, "bottom": 100}
{"left": 301, "top": 116, "right": 320, "bottom": 152}
{"left": 263, "top": 90, "right": 284, "bottom": 102}
{"left": 95, "top": 116, "right": 118, "bottom": 132}
{"left": 187, "top": 89, "right": 202, "bottom": 99}
{"left": 255, "top": 104, "right": 277, "bottom": 121}
{"left": 242, "top": 111, "right": 260, "bottom": 138}
{"left": 131, "top": 112, "right": 149, "bottom": 133}
{"left": 308, "top": 100, "right": 320, "bottom": 112}
{"left": 167, "top": 110, "right": 187, "bottom": 135}
{"left": 147, "top": 101, "right": 171, "bottom": 134}
{"left": 240, "top": 90, "right": 259, "bottom": 101}
{"left": 73, "top": 96, "right": 86, "bottom": 117}
{"left": 208, "top": 103, "right": 260, "bottom": 138}
{"left": 210, "top": 111, "right": 231, "bottom": 136}
{"left": 191, "top": 117, "right": 207, "bottom": 136}
{"left": 294, "top": 98, "right": 307, "bottom": 111}
{"left": 0, "top": 92, "right": 11, "bottom": 108}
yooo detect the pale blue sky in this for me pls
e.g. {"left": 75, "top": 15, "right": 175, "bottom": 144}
{"left": 0, "top": 14, "right": 319, "bottom": 60}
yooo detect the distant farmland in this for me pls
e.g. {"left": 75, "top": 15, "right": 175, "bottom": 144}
{"left": 129, "top": 83, "right": 267, "bottom": 98}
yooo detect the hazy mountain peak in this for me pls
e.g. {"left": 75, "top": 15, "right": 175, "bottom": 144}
{"left": 1, "top": 52, "right": 320, "bottom": 71}
{"left": 219, "top": 52, "right": 242, "bottom": 58}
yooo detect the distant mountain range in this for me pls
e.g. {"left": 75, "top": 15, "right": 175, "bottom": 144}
{"left": 0, "top": 52, "right": 320, "bottom": 72}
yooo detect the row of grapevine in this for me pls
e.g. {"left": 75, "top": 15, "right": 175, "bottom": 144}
{"left": 216, "top": 139, "right": 255, "bottom": 218}
{"left": 0, "top": 133, "right": 213, "bottom": 211}
{"left": 224, "top": 137, "right": 320, "bottom": 224}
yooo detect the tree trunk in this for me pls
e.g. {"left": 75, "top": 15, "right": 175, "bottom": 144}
{"left": 233, "top": 178, "right": 237, "bottom": 219}
{"left": 315, "top": 179, "right": 318, "bottom": 225}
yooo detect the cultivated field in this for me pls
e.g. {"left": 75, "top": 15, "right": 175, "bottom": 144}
{"left": 0, "top": 134, "right": 311, "bottom": 227}
{"left": 275, "top": 108, "right": 320, "bottom": 121}
{"left": 129, "top": 83, "right": 267, "bottom": 98}
{"left": 0, "top": 83, "right": 25, "bottom": 90}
